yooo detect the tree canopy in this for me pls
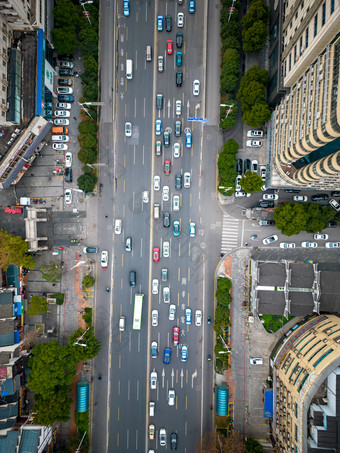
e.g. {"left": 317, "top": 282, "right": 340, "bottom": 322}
{"left": 28, "top": 296, "right": 48, "bottom": 316}
{"left": 218, "top": 139, "right": 239, "bottom": 193}
{"left": 77, "top": 174, "right": 98, "bottom": 193}
{"left": 240, "top": 171, "right": 264, "bottom": 193}
{"left": 67, "top": 327, "right": 102, "bottom": 362}
{"left": 241, "top": 0, "right": 269, "bottom": 53}
{"left": 0, "top": 231, "right": 36, "bottom": 271}
{"left": 39, "top": 261, "right": 63, "bottom": 282}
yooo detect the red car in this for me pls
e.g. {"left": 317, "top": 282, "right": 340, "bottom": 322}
{"left": 164, "top": 160, "right": 171, "bottom": 175}
{"left": 167, "top": 40, "right": 173, "bottom": 55}
{"left": 173, "top": 326, "right": 180, "bottom": 346}
{"left": 153, "top": 247, "right": 160, "bottom": 262}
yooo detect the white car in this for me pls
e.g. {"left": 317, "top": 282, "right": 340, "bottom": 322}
{"left": 279, "top": 242, "right": 296, "bottom": 248}
{"left": 64, "top": 189, "right": 72, "bottom": 206}
{"left": 159, "top": 428, "right": 166, "bottom": 446}
{"left": 52, "top": 143, "right": 68, "bottom": 151}
{"left": 293, "top": 195, "right": 308, "bottom": 202}
{"left": 115, "top": 219, "right": 122, "bottom": 234}
{"left": 251, "top": 160, "right": 258, "bottom": 172}
{"left": 235, "top": 175, "right": 242, "bottom": 191}
{"left": 65, "top": 152, "right": 72, "bottom": 168}
{"left": 168, "top": 389, "right": 176, "bottom": 406}
{"left": 184, "top": 172, "right": 191, "bottom": 188}
{"left": 325, "top": 242, "right": 340, "bottom": 248}
{"left": 247, "top": 130, "right": 263, "bottom": 137}
{"left": 125, "top": 122, "right": 132, "bottom": 137}
{"left": 175, "top": 100, "right": 182, "bottom": 116}
{"left": 235, "top": 191, "right": 247, "bottom": 198}
{"left": 262, "top": 235, "right": 278, "bottom": 245}
{"left": 195, "top": 309, "right": 202, "bottom": 326}
{"left": 246, "top": 140, "right": 262, "bottom": 147}
{"left": 169, "top": 304, "right": 176, "bottom": 320}
{"left": 154, "top": 175, "right": 160, "bottom": 191}
{"left": 56, "top": 103, "right": 72, "bottom": 110}
{"left": 250, "top": 358, "right": 264, "bottom": 365}
{"left": 151, "top": 309, "right": 158, "bottom": 326}
{"left": 143, "top": 191, "right": 149, "bottom": 203}
{"left": 163, "top": 286, "right": 170, "bottom": 303}
{"left": 173, "top": 143, "right": 181, "bottom": 158}
{"left": 163, "top": 241, "right": 170, "bottom": 257}
{"left": 157, "top": 55, "right": 164, "bottom": 72}
{"left": 162, "top": 185, "right": 169, "bottom": 202}
{"left": 193, "top": 79, "right": 200, "bottom": 96}
{"left": 314, "top": 233, "right": 328, "bottom": 240}
{"left": 177, "top": 12, "right": 184, "bottom": 27}
{"left": 152, "top": 279, "right": 159, "bottom": 295}
{"left": 189, "top": 222, "right": 196, "bottom": 237}
{"left": 57, "top": 86, "right": 73, "bottom": 94}
{"left": 263, "top": 193, "right": 278, "bottom": 200}
{"left": 150, "top": 371, "right": 157, "bottom": 390}
{"left": 54, "top": 110, "right": 71, "bottom": 117}
{"left": 101, "top": 251, "right": 108, "bottom": 269}
{"left": 301, "top": 241, "right": 317, "bottom": 248}
{"left": 172, "top": 195, "right": 180, "bottom": 211}
{"left": 54, "top": 118, "right": 70, "bottom": 125}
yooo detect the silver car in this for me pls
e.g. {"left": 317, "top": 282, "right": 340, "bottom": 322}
{"left": 163, "top": 286, "right": 170, "bottom": 303}
{"left": 169, "top": 304, "right": 176, "bottom": 320}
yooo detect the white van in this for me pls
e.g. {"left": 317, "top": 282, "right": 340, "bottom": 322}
{"left": 154, "top": 203, "right": 160, "bottom": 219}
{"left": 149, "top": 401, "right": 155, "bottom": 416}
{"left": 52, "top": 135, "right": 70, "bottom": 142}
{"left": 126, "top": 59, "right": 133, "bottom": 79}
{"left": 119, "top": 316, "right": 125, "bottom": 332}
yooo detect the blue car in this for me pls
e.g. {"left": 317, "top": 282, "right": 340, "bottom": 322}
{"left": 173, "top": 220, "right": 180, "bottom": 237}
{"left": 123, "top": 0, "right": 130, "bottom": 16}
{"left": 185, "top": 308, "right": 192, "bottom": 324}
{"left": 163, "top": 347, "right": 171, "bottom": 365}
{"left": 157, "top": 15, "right": 164, "bottom": 31}
{"left": 155, "top": 119, "right": 162, "bottom": 135}
{"left": 189, "top": 0, "right": 195, "bottom": 13}
{"left": 58, "top": 95, "right": 74, "bottom": 103}
{"left": 185, "top": 131, "right": 192, "bottom": 148}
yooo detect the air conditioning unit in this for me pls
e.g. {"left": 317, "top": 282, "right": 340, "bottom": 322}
{"left": 323, "top": 338, "right": 328, "bottom": 343}
{"left": 319, "top": 74, "right": 323, "bottom": 81}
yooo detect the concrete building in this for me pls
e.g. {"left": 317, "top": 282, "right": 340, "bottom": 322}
{"left": 271, "top": 314, "right": 340, "bottom": 452}
{"left": 266, "top": 0, "right": 340, "bottom": 190}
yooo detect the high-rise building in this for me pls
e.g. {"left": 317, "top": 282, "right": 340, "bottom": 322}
{"left": 267, "top": 0, "right": 340, "bottom": 190}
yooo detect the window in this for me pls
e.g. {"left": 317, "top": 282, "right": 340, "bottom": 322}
{"left": 289, "top": 53, "right": 291, "bottom": 71}
{"left": 295, "top": 12, "right": 298, "bottom": 19}
{"left": 306, "top": 27, "right": 309, "bottom": 48}
{"left": 294, "top": 45, "right": 297, "bottom": 63}
{"left": 301, "top": 1, "right": 304, "bottom": 8}
{"left": 300, "top": 36, "right": 303, "bottom": 55}
{"left": 314, "top": 14, "right": 318, "bottom": 37}
{"left": 284, "top": 60, "right": 287, "bottom": 77}
{"left": 322, "top": 2, "right": 326, "bottom": 25}
{"left": 331, "top": 0, "right": 334, "bottom": 14}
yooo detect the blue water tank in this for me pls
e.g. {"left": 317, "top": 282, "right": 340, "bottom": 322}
{"left": 216, "top": 385, "right": 229, "bottom": 416}
{"left": 76, "top": 382, "right": 89, "bottom": 413}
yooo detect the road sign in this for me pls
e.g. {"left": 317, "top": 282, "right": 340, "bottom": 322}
{"left": 187, "top": 117, "right": 209, "bottom": 123}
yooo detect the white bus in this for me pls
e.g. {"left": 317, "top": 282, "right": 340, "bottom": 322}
{"left": 133, "top": 294, "right": 144, "bottom": 330}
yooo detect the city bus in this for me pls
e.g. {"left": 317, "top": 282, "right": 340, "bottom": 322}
{"left": 133, "top": 294, "right": 144, "bottom": 330}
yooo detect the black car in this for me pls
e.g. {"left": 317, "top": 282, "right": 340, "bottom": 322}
{"left": 331, "top": 191, "right": 340, "bottom": 197}
{"left": 174, "top": 120, "right": 181, "bottom": 137}
{"left": 165, "top": 15, "right": 172, "bottom": 32}
{"left": 329, "top": 220, "right": 337, "bottom": 228}
{"left": 311, "top": 193, "right": 329, "bottom": 201}
{"left": 176, "top": 32, "right": 183, "bottom": 48}
{"left": 65, "top": 167, "right": 72, "bottom": 182}
{"left": 176, "top": 71, "right": 183, "bottom": 87}
{"left": 59, "top": 68, "right": 74, "bottom": 76}
{"left": 58, "top": 78, "right": 72, "bottom": 86}
{"left": 163, "top": 131, "right": 170, "bottom": 147}
{"left": 156, "top": 94, "right": 163, "bottom": 110}
{"left": 258, "top": 200, "right": 274, "bottom": 208}
{"left": 236, "top": 159, "right": 242, "bottom": 175}
{"left": 170, "top": 432, "right": 178, "bottom": 450}
{"left": 58, "top": 94, "right": 74, "bottom": 102}
{"left": 129, "top": 270, "right": 136, "bottom": 287}
{"left": 163, "top": 211, "right": 171, "bottom": 228}
{"left": 244, "top": 159, "right": 251, "bottom": 173}
{"left": 58, "top": 54, "right": 74, "bottom": 61}
{"left": 175, "top": 173, "right": 182, "bottom": 190}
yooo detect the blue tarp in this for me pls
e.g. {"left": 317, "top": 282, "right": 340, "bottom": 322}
{"left": 35, "top": 28, "right": 43, "bottom": 116}
{"left": 264, "top": 388, "right": 273, "bottom": 418}
{"left": 14, "top": 302, "right": 21, "bottom": 316}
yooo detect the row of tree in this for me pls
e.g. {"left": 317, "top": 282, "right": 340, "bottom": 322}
{"left": 219, "top": 0, "right": 240, "bottom": 130}
{"left": 241, "top": 0, "right": 269, "bottom": 53}
{"left": 217, "top": 139, "right": 239, "bottom": 195}
{"left": 214, "top": 277, "right": 233, "bottom": 373}
{"left": 28, "top": 328, "right": 101, "bottom": 426}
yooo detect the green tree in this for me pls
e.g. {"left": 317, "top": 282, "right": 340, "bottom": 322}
{"left": 39, "top": 262, "right": 62, "bottom": 282}
{"left": 52, "top": 28, "right": 79, "bottom": 55}
{"left": 240, "top": 171, "right": 264, "bottom": 192}
{"left": 242, "top": 22, "right": 269, "bottom": 53}
{"left": 78, "top": 121, "right": 98, "bottom": 134}
{"left": 75, "top": 410, "right": 89, "bottom": 433}
{"left": 243, "top": 102, "right": 272, "bottom": 127}
{"left": 221, "top": 73, "right": 239, "bottom": 94}
{"left": 221, "top": 35, "right": 240, "bottom": 51}
{"left": 83, "top": 55, "right": 98, "bottom": 73}
{"left": 219, "top": 103, "right": 238, "bottom": 129}
{"left": 78, "top": 134, "right": 97, "bottom": 149}
{"left": 28, "top": 296, "right": 48, "bottom": 316}
{"left": 67, "top": 327, "right": 101, "bottom": 361}
{"left": 33, "top": 391, "right": 72, "bottom": 425}
{"left": 53, "top": 0, "right": 79, "bottom": 27}
{"left": 78, "top": 148, "right": 97, "bottom": 164}
{"left": 28, "top": 341, "right": 76, "bottom": 398}
{"left": 82, "top": 275, "right": 95, "bottom": 288}
{"left": 83, "top": 82, "right": 98, "bottom": 101}
{"left": 77, "top": 174, "right": 98, "bottom": 193}
{"left": 246, "top": 438, "right": 263, "bottom": 453}
{"left": 273, "top": 203, "right": 308, "bottom": 236}
{"left": 0, "top": 231, "right": 36, "bottom": 271}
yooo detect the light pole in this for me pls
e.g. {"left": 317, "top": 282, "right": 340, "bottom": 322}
{"left": 79, "top": 1, "right": 93, "bottom": 25}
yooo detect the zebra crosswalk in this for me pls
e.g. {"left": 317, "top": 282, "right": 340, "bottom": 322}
{"left": 221, "top": 213, "right": 241, "bottom": 254}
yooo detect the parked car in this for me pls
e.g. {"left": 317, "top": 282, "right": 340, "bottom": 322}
{"left": 301, "top": 241, "right": 318, "bottom": 248}
{"left": 311, "top": 194, "right": 329, "bottom": 201}
{"left": 263, "top": 193, "right": 278, "bottom": 200}
{"left": 58, "top": 78, "right": 72, "bottom": 86}
{"left": 293, "top": 195, "right": 308, "bottom": 201}
{"left": 262, "top": 235, "right": 278, "bottom": 245}
{"left": 250, "top": 358, "right": 264, "bottom": 365}
{"left": 59, "top": 61, "right": 74, "bottom": 68}
{"left": 325, "top": 242, "right": 340, "bottom": 248}
{"left": 251, "top": 160, "right": 258, "bottom": 172}
{"left": 54, "top": 118, "right": 69, "bottom": 125}
{"left": 56, "top": 103, "right": 72, "bottom": 110}
{"left": 258, "top": 220, "right": 275, "bottom": 226}
{"left": 247, "top": 130, "right": 263, "bottom": 137}
{"left": 55, "top": 109, "right": 71, "bottom": 116}
{"left": 57, "top": 87, "right": 73, "bottom": 95}
{"left": 246, "top": 140, "right": 262, "bottom": 147}
{"left": 258, "top": 200, "right": 274, "bottom": 208}
{"left": 314, "top": 233, "right": 328, "bottom": 240}
{"left": 58, "top": 95, "right": 74, "bottom": 102}
{"left": 279, "top": 242, "right": 295, "bottom": 248}
{"left": 329, "top": 198, "right": 340, "bottom": 211}
{"left": 236, "top": 159, "right": 242, "bottom": 175}
{"left": 65, "top": 152, "right": 72, "bottom": 168}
